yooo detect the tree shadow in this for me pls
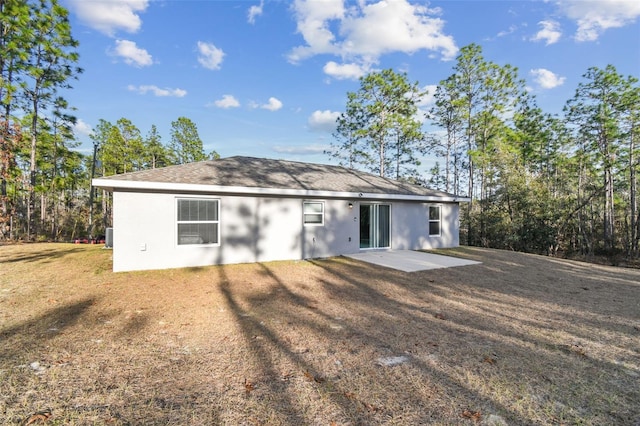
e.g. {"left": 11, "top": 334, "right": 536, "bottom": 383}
{"left": 0, "top": 298, "right": 96, "bottom": 362}
{"left": 0, "top": 245, "right": 86, "bottom": 264}
{"left": 215, "top": 265, "right": 312, "bottom": 425}
{"left": 304, "top": 254, "right": 639, "bottom": 423}
{"left": 213, "top": 258, "right": 530, "bottom": 423}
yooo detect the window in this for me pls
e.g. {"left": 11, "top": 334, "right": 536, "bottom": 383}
{"left": 429, "top": 205, "right": 441, "bottom": 236}
{"left": 176, "top": 198, "right": 219, "bottom": 245}
{"left": 303, "top": 201, "right": 324, "bottom": 226}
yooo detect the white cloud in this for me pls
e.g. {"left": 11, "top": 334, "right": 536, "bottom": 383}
{"left": 531, "top": 20, "right": 562, "bottom": 45}
{"left": 557, "top": 0, "right": 640, "bottom": 41}
{"left": 289, "top": 0, "right": 458, "bottom": 79}
{"left": 343, "top": 0, "right": 458, "bottom": 59}
{"left": 73, "top": 118, "right": 92, "bottom": 137}
{"left": 417, "top": 84, "right": 438, "bottom": 108}
{"left": 495, "top": 25, "right": 518, "bottom": 39}
{"left": 323, "top": 61, "right": 368, "bottom": 80}
{"left": 248, "top": 0, "right": 264, "bottom": 24}
{"left": 112, "top": 40, "right": 152, "bottom": 67}
{"left": 66, "top": 0, "right": 149, "bottom": 36}
{"left": 197, "top": 41, "right": 225, "bottom": 70}
{"left": 530, "top": 68, "right": 566, "bottom": 89}
{"left": 213, "top": 95, "right": 240, "bottom": 109}
{"left": 308, "top": 110, "right": 341, "bottom": 132}
{"left": 127, "top": 85, "right": 187, "bottom": 97}
{"left": 288, "top": 0, "right": 345, "bottom": 62}
{"left": 260, "top": 97, "right": 283, "bottom": 111}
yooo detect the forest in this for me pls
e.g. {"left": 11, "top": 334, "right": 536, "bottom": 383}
{"left": 1, "top": 0, "right": 639, "bottom": 262}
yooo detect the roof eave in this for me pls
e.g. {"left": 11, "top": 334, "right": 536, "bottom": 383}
{"left": 92, "top": 178, "right": 467, "bottom": 203}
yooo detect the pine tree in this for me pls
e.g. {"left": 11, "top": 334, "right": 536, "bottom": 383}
{"left": 565, "top": 65, "right": 639, "bottom": 253}
{"left": 328, "top": 69, "right": 426, "bottom": 179}
{"left": 22, "top": 0, "right": 82, "bottom": 240}
{"left": 169, "top": 117, "right": 207, "bottom": 164}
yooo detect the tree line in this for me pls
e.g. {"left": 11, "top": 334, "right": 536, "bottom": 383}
{"left": 0, "top": 0, "right": 218, "bottom": 242}
{"left": 328, "top": 44, "right": 639, "bottom": 259}
{"left": 87, "top": 117, "right": 218, "bottom": 238}
{"left": 2, "top": 0, "right": 639, "bottom": 262}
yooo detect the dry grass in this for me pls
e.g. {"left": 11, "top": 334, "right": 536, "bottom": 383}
{"left": 0, "top": 243, "right": 639, "bottom": 425}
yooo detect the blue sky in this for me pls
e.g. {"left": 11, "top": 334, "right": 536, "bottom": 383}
{"left": 62, "top": 0, "right": 640, "bottom": 167}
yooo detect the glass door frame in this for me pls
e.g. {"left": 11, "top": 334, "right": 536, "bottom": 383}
{"left": 359, "top": 203, "right": 391, "bottom": 250}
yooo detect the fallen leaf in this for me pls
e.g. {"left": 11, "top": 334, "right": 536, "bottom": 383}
{"left": 280, "top": 371, "right": 293, "bottom": 381}
{"left": 342, "top": 392, "right": 382, "bottom": 415}
{"left": 244, "top": 378, "right": 254, "bottom": 394}
{"left": 343, "top": 391, "right": 356, "bottom": 400}
{"left": 571, "top": 345, "right": 587, "bottom": 357}
{"left": 363, "top": 402, "right": 380, "bottom": 413}
{"left": 461, "top": 409, "right": 481, "bottom": 422}
{"left": 303, "top": 370, "right": 325, "bottom": 383}
{"left": 23, "top": 410, "right": 52, "bottom": 424}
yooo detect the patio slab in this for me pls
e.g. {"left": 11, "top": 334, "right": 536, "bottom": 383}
{"left": 344, "top": 250, "right": 481, "bottom": 272}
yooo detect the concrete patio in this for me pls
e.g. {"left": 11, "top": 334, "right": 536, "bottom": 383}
{"left": 344, "top": 250, "right": 481, "bottom": 272}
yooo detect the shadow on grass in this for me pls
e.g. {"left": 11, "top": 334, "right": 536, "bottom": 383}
{"left": 309, "top": 252, "right": 640, "bottom": 424}
{"left": 214, "top": 259, "right": 524, "bottom": 424}
{"left": 216, "top": 265, "right": 317, "bottom": 425}
{"left": 306, "top": 258, "right": 526, "bottom": 422}
{"left": 3, "top": 245, "right": 638, "bottom": 424}
{"left": 211, "top": 250, "right": 639, "bottom": 424}
{"left": 0, "top": 298, "right": 96, "bottom": 361}
{"left": 0, "top": 244, "right": 87, "bottom": 264}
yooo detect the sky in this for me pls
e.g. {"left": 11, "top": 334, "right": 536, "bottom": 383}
{"left": 61, "top": 0, "right": 640, "bottom": 168}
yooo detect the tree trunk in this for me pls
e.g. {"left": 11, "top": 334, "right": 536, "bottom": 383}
{"left": 630, "top": 125, "right": 637, "bottom": 256}
{"left": 445, "top": 132, "right": 451, "bottom": 193}
{"left": 379, "top": 135, "right": 385, "bottom": 177}
{"left": 395, "top": 135, "right": 400, "bottom": 180}
{"left": 603, "top": 165, "right": 615, "bottom": 251}
{"left": 88, "top": 143, "right": 98, "bottom": 239}
{"left": 466, "top": 110, "right": 474, "bottom": 245}
{"left": 0, "top": 0, "right": 7, "bottom": 236}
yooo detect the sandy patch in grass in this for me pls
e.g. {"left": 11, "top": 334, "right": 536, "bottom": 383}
{"left": 1, "top": 243, "right": 639, "bottom": 425}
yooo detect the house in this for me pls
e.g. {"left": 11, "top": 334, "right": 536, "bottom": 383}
{"left": 92, "top": 156, "right": 469, "bottom": 272}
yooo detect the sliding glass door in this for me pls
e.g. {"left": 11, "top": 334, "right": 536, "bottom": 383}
{"left": 359, "top": 204, "right": 390, "bottom": 249}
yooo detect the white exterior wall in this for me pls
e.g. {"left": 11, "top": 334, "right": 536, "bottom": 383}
{"left": 111, "top": 192, "right": 461, "bottom": 272}
{"left": 112, "top": 191, "right": 360, "bottom": 272}
{"left": 390, "top": 202, "right": 460, "bottom": 250}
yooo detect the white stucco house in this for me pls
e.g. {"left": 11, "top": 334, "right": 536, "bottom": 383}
{"left": 92, "top": 156, "right": 469, "bottom": 272}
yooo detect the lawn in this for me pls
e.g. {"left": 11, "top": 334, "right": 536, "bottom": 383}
{"left": 1, "top": 243, "right": 639, "bottom": 425}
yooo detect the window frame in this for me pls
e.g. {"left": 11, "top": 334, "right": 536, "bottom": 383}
{"left": 303, "top": 201, "right": 325, "bottom": 226}
{"left": 428, "top": 205, "right": 442, "bottom": 237}
{"left": 175, "top": 197, "right": 221, "bottom": 247}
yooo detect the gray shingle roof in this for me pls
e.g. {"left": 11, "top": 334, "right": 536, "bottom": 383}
{"left": 94, "top": 156, "right": 460, "bottom": 199}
